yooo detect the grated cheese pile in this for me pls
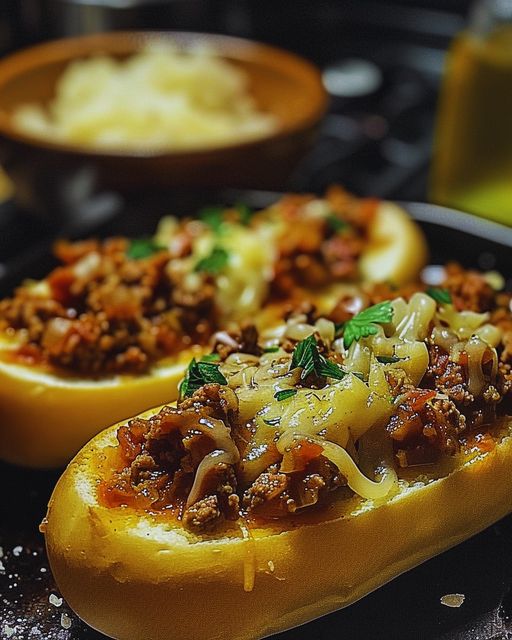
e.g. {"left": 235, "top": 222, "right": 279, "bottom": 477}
{"left": 12, "top": 41, "right": 278, "bottom": 151}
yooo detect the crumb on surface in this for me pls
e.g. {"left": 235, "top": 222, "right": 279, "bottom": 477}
{"left": 49, "top": 594, "right": 63, "bottom": 608}
{"left": 2, "top": 624, "right": 16, "bottom": 638}
{"left": 60, "top": 613, "right": 72, "bottom": 630}
{"left": 440, "top": 593, "right": 465, "bottom": 608}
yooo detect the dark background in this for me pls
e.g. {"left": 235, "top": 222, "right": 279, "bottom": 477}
{"left": 0, "top": 0, "right": 474, "bottom": 204}
{"left": 0, "top": 0, "right": 480, "bottom": 295}
{"left": 0, "top": 0, "right": 470, "bottom": 199}
{"left": 0, "top": 0, "right": 476, "bottom": 231}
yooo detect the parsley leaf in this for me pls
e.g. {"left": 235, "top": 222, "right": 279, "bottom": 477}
{"left": 235, "top": 203, "right": 253, "bottom": 225}
{"left": 376, "top": 355, "right": 402, "bottom": 364}
{"left": 326, "top": 214, "right": 349, "bottom": 233}
{"left": 199, "top": 206, "right": 225, "bottom": 232}
{"left": 180, "top": 358, "right": 227, "bottom": 398}
{"left": 127, "top": 238, "right": 165, "bottom": 260}
{"left": 263, "top": 417, "right": 281, "bottom": 426}
{"left": 274, "top": 389, "right": 298, "bottom": 402}
{"left": 290, "top": 334, "right": 346, "bottom": 381}
{"left": 426, "top": 287, "right": 452, "bottom": 305}
{"left": 200, "top": 353, "right": 220, "bottom": 362}
{"left": 317, "top": 358, "right": 346, "bottom": 380}
{"left": 343, "top": 301, "right": 394, "bottom": 349}
{"left": 263, "top": 346, "right": 280, "bottom": 353}
{"left": 199, "top": 203, "right": 253, "bottom": 232}
{"left": 195, "top": 247, "right": 229, "bottom": 274}
{"left": 290, "top": 334, "right": 319, "bottom": 379}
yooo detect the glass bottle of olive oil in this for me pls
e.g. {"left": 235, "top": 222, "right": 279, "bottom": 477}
{"left": 431, "top": 0, "right": 512, "bottom": 225}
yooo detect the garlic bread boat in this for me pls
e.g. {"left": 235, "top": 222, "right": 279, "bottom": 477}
{"left": 0, "top": 188, "right": 426, "bottom": 467}
{"left": 44, "top": 272, "right": 512, "bottom": 640}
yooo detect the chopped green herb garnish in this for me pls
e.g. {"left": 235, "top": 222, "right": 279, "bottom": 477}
{"left": 290, "top": 334, "right": 318, "bottom": 379}
{"left": 274, "top": 389, "right": 298, "bottom": 402}
{"left": 426, "top": 287, "right": 452, "bottom": 304}
{"left": 199, "top": 203, "right": 252, "bottom": 231}
{"left": 263, "top": 417, "right": 281, "bottom": 426}
{"left": 343, "top": 301, "right": 394, "bottom": 349}
{"left": 195, "top": 247, "right": 229, "bottom": 274}
{"left": 180, "top": 358, "right": 227, "bottom": 398}
{"left": 200, "top": 353, "right": 221, "bottom": 362}
{"left": 235, "top": 203, "right": 253, "bottom": 225}
{"left": 263, "top": 346, "right": 280, "bottom": 353}
{"left": 199, "top": 206, "right": 225, "bottom": 232}
{"left": 376, "top": 355, "right": 402, "bottom": 364}
{"left": 290, "top": 334, "right": 346, "bottom": 381}
{"left": 317, "top": 358, "right": 346, "bottom": 380}
{"left": 127, "top": 238, "right": 165, "bottom": 260}
{"left": 326, "top": 214, "right": 349, "bottom": 233}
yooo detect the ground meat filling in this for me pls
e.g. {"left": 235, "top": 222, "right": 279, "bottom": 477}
{"left": 385, "top": 300, "right": 512, "bottom": 466}
{"left": 104, "top": 374, "right": 347, "bottom": 531}
{"left": 422, "top": 344, "right": 474, "bottom": 406}
{"left": 387, "top": 389, "right": 466, "bottom": 467}
{"left": 103, "top": 269, "right": 512, "bottom": 527}
{"left": 183, "top": 465, "right": 240, "bottom": 533}
{"left": 103, "top": 384, "right": 240, "bottom": 522}
{"left": 0, "top": 191, "right": 383, "bottom": 376}
{"left": 212, "top": 323, "right": 262, "bottom": 360}
{"left": 242, "top": 457, "right": 344, "bottom": 518}
{"left": 489, "top": 293, "right": 512, "bottom": 409}
{"left": 386, "top": 328, "right": 509, "bottom": 466}
{"left": 442, "top": 263, "right": 495, "bottom": 313}
{"left": 270, "top": 187, "right": 377, "bottom": 297}
{"left": 0, "top": 238, "right": 217, "bottom": 374}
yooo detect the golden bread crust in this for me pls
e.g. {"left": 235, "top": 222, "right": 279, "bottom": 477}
{"left": 44, "top": 407, "right": 512, "bottom": 640}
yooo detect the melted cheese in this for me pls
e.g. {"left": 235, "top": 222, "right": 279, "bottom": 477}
{"left": 277, "top": 432, "right": 398, "bottom": 500}
{"left": 214, "top": 224, "right": 278, "bottom": 321}
{"left": 221, "top": 346, "right": 395, "bottom": 492}
{"left": 186, "top": 415, "right": 240, "bottom": 506}
{"left": 238, "top": 520, "right": 256, "bottom": 593}
{"left": 156, "top": 215, "right": 280, "bottom": 322}
{"left": 210, "top": 292, "right": 503, "bottom": 502}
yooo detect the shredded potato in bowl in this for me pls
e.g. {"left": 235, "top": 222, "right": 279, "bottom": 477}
{"left": 12, "top": 41, "right": 278, "bottom": 151}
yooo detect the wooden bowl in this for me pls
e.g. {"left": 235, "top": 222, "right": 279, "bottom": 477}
{"left": 0, "top": 32, "right": 328, "bottom": 214}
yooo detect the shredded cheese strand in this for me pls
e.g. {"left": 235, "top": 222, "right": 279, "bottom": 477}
{"left": 238, "top": 521, "right": 256, "bottom": 592}
{"left": 277, "top": 432, "right": 397, "bottom": 501}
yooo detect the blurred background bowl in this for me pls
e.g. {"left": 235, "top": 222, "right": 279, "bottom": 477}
{"left": 0, "top": 31, "right": 328, "bottom": 215}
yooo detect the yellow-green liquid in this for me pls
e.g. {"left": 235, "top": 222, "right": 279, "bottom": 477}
{"left": 431, "top": 26, "right": 512, "bottom": 225}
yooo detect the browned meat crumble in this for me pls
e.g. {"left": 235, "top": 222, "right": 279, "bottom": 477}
{"left": 0, "top": 238, "right": 216, "bottom": 374}
{"left": 269, "top": 187, "right": 377, "bottom": 298}
{"left": 0, "top": 188, "right": 380, "bottom": 375}
{"left": 442, "top": 263, "right": 495, "bottom": 312}
{"left": 102, "top": 382, "right": 346, "bottom": 531}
